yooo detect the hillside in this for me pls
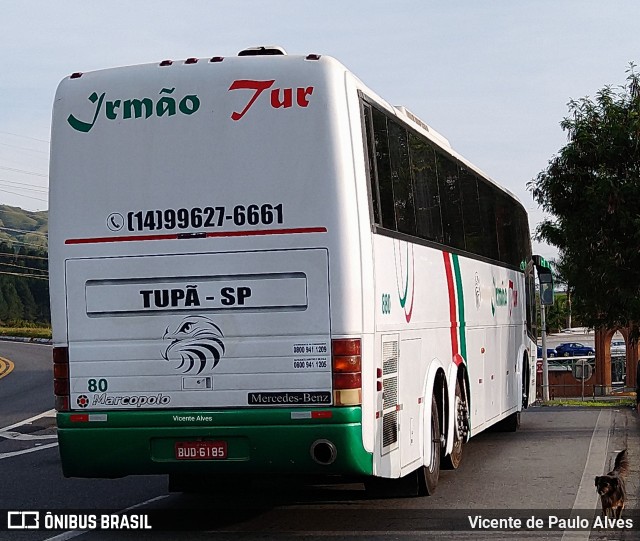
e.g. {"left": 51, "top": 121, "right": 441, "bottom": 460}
{"left": 0, "top": 205, "right": 49, "bottom": 324}
{"left": 0, "top": 205, "right": 48, "bottom": 249}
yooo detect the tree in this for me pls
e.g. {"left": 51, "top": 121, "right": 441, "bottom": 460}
{"left": 0, "top": 279, "right": 23, "bottom": 322}
{"left": 528, "top": 64, "right": 640, "bottom": 333}
{"left": 14, "top": 279, "right": 37, "bottom": 321}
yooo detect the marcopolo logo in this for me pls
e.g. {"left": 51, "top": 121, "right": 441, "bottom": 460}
{"left": 67, "top": 88, "right": 201, "bottom": 133}
{"left": 76, "top": 395, "right": 89, "bottom": 408}
{"left": 91, "top": 393, "right": 171, "bottom": 407}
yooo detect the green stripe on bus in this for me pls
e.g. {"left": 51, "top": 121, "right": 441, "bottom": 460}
{"left": 56, "top": 407, "right": 372, "bottom": 478}
{"left": 451, "top": 254, "right": 467, "bottom": 361}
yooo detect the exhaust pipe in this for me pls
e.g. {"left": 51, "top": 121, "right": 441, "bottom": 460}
{"left": 310, "top": 439, "right": 337, "bottom": 465}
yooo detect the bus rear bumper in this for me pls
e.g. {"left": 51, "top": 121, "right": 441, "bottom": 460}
{"left": 56, "top": 407, "right": 372, "bottom": 478}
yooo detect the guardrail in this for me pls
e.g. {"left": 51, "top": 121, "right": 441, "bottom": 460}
{"left": 536, "top": 354, "right": 595, "bottom": 362}
{"left": 536, "top": 354, "right": 630, "bottom": 399}
{"left": 536, "top": 383, "right": 635, "bottom": 401}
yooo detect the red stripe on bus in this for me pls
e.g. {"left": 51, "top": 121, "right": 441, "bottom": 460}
{"left": 443, "top": 252, "right": 459, "bottom": 357}
{"left": 205, "top": 227, "right": 326, "bottom": 238}
{"left": 65, "top": 227, "right": 328, "bottom": 245}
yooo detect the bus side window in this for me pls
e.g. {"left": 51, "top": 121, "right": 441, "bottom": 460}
{"left": 435, "top": 151, "right": 465, "bottom": 251}
{"left": 362, "top": 99, "right": 532, "bottom": 272}
{"left": 362, "top": 104, "right": 382, "bottom": 225}
{"left": 496, "top": 193, "right": 519, "bottom": 267}
{"left": 387, "top": 120, "right": 416, "bottom": 236}
{"left": 459, "top": 166, "right": 483, "bottom": 255}
{"left": 371, "top": 108, "right": 397, "bottom": 231}
{"left": 477, "top": 179, "right": 499, "bottom": 261}
{"left": 409, "top": 132, "right": 443, "bottom": 243}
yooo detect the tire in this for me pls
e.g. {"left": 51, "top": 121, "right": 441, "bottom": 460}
{"left": 522, "top": 355, "right": 530, "bottom": 409}
{"left": 364, "top": 471, "right": 422, "bottom": 498}
{"left": 417, "top": 394, "right": 441, "bottom": 495}
{"left": 365, "top": 393, "right": 442, "bottom": 498}
{"left": 495, "top": 411, "right": 520, "bottom": 432}
{"left": 441, "top": 380, "right": 468, "bottom": 470}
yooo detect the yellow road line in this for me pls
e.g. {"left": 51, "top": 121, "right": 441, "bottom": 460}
{"left": 0, "top": 356, "right": 15, "bottom": 379}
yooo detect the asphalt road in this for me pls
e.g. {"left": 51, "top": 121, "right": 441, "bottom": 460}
{"left": 0, "top": 341, "right": 637, "bottom": 541}
{"left": 0, "top": 340, "right": 53, "bottom": 427}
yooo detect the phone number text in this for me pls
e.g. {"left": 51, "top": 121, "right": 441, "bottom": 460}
{"left": 127, "top": 204, "right": 284, "bottom": 232}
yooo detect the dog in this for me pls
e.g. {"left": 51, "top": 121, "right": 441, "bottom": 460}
{"left": 595, "top": 449, "right": 629, "bottom": 519}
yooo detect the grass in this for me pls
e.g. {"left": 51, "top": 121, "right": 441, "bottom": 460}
{"left": 542, "top": 398, "right": 636, "bottom": 407}
{"left": 0, "top": 325, "right": 51, "bottom": 340}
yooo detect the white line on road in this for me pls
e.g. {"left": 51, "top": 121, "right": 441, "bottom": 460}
{"left": 0, "top": 409, "right": 58, "bottom": 459}
{"left": 0, "top": 442, "right": 58, "bottom": 460}
{"left": 0, "top": 408, "right": 56, "bottom": 433}
{"left": 0, "top": 430, "right": 57, "bottom": 441}
{"left": 560, "top": 408, "right": 611, "bottom": 541}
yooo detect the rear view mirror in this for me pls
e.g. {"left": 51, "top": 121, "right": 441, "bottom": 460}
{"left": 532, "top": 255, "right": 554, "bottom": 306}
{"left": 539, "top": 274, "right": 554, "bottom": 306}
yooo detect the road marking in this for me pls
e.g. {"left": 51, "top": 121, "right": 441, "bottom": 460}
{"left": 0, "top": 356, "right": 14, "bottom": 379}
{"left": 560, "top": 408, "right": 611, "bottom": 541}
{"left": 0, "top": 408, "right": 56, "bottom": 433}
{"left": 0, "top": 430, "right": 57, "bottom": 441}
{"left": 42, "top": 495, "right": 172, "bottom": 541}
{"left": 0, "top": 442, "right": 58, "bottom": 460}
{"left": 0, "top": 409, "right": 58, "bottom": 459}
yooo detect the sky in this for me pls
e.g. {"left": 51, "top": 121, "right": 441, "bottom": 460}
{"left": 2, "top": 1, "right": 639, "bottom": 260}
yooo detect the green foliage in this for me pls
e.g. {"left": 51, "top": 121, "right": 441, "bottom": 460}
{"left": 0, "top": 243, "right": 49, "bottom": 324}
{"left": 529, "top": 64, "right": 640, "bottom": 333}
{"left": 0, "top": 205, "right": 48, "bottom": 249}
{"left": 0, "top": 205, "right": 50, "bottom": 324}
{"left": 0, "top": 325, "right": 51, "bottom": 340}
{"left": 538, "top": 292, "right": 578, "bottom": 333}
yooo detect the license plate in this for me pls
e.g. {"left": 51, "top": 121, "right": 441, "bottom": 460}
{"left": 175, "top": 441, "right": 227, "bottom": 460}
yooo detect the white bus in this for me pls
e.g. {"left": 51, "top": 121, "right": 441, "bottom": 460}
{"left": 49, "top": 46, "right": 537, "bottom": 495}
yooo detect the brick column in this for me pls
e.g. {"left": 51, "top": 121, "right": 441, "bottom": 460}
{"left": 594, "top": 327, "right": 612, "bottom": 396}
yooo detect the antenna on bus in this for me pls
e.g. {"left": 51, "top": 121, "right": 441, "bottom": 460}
{"left": 238, "top": 46, "right": 287, "bottom": 56}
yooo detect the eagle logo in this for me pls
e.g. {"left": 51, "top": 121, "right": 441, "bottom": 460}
{"left": 162, "top": 316, "right": 225, "bottom": 375}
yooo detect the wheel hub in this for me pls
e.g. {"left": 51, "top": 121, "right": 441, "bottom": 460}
{"left": 455, "top": 395, "right": 469, "bottom": 440}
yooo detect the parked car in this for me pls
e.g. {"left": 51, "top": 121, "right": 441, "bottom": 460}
{"left": 555, "top": 342, "right": 595, "bottom": 357}
{"left": 610, "top": 340, "right": 626, "bottom": 356}
{"left": 537, "top": 346, "right": 556, "bottom": 358}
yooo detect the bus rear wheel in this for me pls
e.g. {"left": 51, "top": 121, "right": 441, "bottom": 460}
{"left": 418, "top": 394, "right": 441, "bottom": 495}
{"left": 442, "top": 379, "right": 468, "bottom": 470}
{"left": 496, "top": 411, "right": 520, "bottom": 432}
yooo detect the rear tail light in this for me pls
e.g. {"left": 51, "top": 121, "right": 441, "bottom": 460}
{"left": 53, "top": 347, "right": 70, "bottom": 412}
{"left": 332, "top": 338, "right": 361, "bottom": 406}
{"left": 333, "top": 372, "right": 362, "bottom": 389}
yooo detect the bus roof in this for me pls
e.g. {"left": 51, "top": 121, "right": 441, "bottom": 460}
{"left": 60, "top": 47, "right": 525, "bottom": 211}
